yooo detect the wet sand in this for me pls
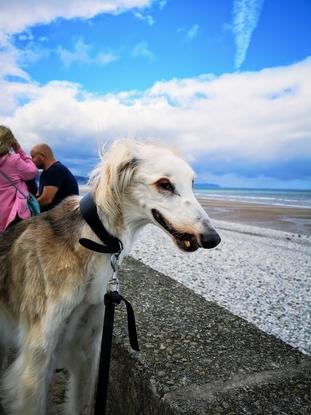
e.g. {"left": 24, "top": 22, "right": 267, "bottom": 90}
{"left": 199, "top": 198, "right": 311, "bottom": 235}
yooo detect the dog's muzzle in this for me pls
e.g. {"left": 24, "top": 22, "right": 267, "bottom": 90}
{"left": 151, "top": 209, "right": 221, "bottom": 252}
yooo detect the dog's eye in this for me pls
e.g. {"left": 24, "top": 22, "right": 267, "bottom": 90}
{"left": 156, "top": 179, "right": 175, "bottom": 193}
{"left": 160, "top": 182, "right": 174, "bottom": 192}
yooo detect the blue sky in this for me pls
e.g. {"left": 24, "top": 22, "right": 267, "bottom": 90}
{"left": 1, "top": 0, "right": 311, "bottom": 188}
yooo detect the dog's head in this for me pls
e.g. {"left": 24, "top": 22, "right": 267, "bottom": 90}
{"left": 92, "top": 140, "right": 221, "bottom": 252}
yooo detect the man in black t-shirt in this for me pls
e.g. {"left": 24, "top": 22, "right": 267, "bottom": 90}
{"left": 31, "top": 144, "right": 79, "bottom": 211}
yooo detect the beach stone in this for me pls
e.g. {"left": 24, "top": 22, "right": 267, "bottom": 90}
{"left": 106, "top": 257, "right": 311, "bottom": 415}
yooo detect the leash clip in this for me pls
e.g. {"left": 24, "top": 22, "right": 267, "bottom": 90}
{"left": 108, "top": 252, "right": 120, "bottom": 293}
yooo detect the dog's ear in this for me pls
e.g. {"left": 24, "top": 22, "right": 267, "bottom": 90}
{"left": 91, "top": 141, "right": 141, "bottom": 222}
{"left": 117, "top": 157, "right": 140, "bottom": 192}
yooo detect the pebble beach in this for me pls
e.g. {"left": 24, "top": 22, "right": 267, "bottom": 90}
{"left": 131, "top": 199, "right": 311, "bottom": 356}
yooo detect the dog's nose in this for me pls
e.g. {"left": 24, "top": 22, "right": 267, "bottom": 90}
{"left": 200, "top": 230, "right": 221, "bottom": 249}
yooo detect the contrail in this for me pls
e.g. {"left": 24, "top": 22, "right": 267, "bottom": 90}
{"left": 233, "top": 0, "right": 265, "bottom": 69}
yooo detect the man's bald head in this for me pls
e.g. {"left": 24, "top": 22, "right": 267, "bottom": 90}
{"left": 31, "top": 143, "right": 56, "bottom": 170}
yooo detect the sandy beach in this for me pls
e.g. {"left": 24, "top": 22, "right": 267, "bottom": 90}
{"left": 199, "top": 198, "right": 311, "bottom": 235}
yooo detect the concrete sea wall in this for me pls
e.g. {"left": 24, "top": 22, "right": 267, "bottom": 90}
{"left": 107, "top": 257, "right": 311, "bottom": 415}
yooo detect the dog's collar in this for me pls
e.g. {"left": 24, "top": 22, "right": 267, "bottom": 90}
{"left": 79, "top": 192, "right": 123, "bottom": 254}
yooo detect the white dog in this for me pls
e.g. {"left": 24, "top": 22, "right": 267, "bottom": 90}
{"left": 0, "top": 139, "right": 220, "bottom": 414}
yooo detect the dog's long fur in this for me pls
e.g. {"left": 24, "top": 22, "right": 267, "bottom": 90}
{"left": 0, "top": 139, "right": 220, "bottom": 414}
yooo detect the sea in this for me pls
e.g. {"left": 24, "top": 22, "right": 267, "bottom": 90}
{"left": 76, "top": 175, "right": 311, "bottom": 210}
{"left": 193, "top": 187, "right": 311, "bottom": 209}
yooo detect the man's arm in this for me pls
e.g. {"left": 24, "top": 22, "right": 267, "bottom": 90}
{"left": 37, "top": 186, "right": 58, "bottom": 207}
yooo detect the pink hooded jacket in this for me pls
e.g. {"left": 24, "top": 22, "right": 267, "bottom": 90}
{"left": 0, "top": 149, "right": 38, "bottom": 232}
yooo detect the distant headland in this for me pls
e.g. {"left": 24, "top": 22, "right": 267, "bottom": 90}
{"left": 75, "top": 176, "right": 222, "bottom": 189}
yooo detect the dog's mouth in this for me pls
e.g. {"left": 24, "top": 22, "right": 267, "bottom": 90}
{"left": 151, "top": 209, "right": 199, "bottom": 252}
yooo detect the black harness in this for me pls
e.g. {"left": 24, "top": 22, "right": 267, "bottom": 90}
{"left": 79, "top": 193, "right": 139, "bottom": 415}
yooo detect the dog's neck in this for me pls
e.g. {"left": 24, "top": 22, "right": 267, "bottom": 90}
{"left": 93, "top": 198, "right": 148, "bottom": 255}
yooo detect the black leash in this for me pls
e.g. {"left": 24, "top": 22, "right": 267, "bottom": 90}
{"left": 79, "top": 193, "right": 139, "bottom": 415}
{"left": 94, "top": 291, "right": 139, "bottom": 415}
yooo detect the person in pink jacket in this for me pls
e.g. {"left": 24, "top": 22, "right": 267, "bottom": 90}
{"left": 0, "top": 125, "right": 38, "bottom": 232}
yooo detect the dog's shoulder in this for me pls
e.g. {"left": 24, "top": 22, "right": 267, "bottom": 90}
{"left": 0, "top": 196, "right": 83, "bottom": 254}
{"left": 36, "top": 196, "right": 84, "bottom": 242}
{"left": 0, "top": 219, "right": 30, "bottom": 254}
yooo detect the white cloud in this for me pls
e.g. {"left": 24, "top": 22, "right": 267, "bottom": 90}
{"left": 0, "top": 0, "right": 154, "bottom": 34}
{"left": 177, "top": 24, "right": 199, "bottom": 42}
{"left": 132, "top": 41, "right": 155, "bottom": 61}
{"left": 133, "top": 11, "right": 154, "bottom": 25}
{"left": 97, "top": 52, "right": 119, "bottom": 65}
{"left": 0, "top": 35, "right": 32, "bottom": 82}
{"left": 1, "top": 57, "right": 310, "bottom": 186}
{"left": 56, "top": 39, "right": 119, "bottom": 67}
{"left": 0, "top": 1, "right": 142, "bottom": 80}
{"left": 233, "top": 0, "right": 265, "bottom": 69}
{"left": 0, "top": 34, "right": 52, "bottom": 90}
{"left": 187, "top": 24, "right": 199, "bottom": 40}
{"left": 57, "top": 40, "right": 92, "bottom": 67}
{"left": 0, "top": 53, "right": 29, "bottom": 82}
{"left": 158, "top": 0, "right": 167, "bottom": 10}
{"left": 17, "top": 29, "right": 34, "bottom": 42}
